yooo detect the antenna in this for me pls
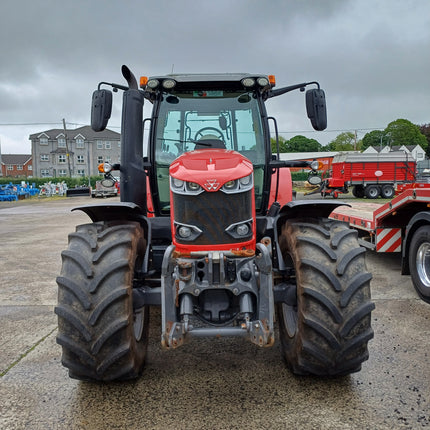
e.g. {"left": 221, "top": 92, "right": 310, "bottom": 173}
{"left": 171, "top": 64, "right": 175, "bottom": 74}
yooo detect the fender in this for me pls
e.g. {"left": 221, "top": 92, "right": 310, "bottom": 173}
{"left": 278, "top": 200, "right": 349, "bottom": 223}
{"left": 401, "top": 210, "right": 430, "bottom": 275}
{"left": 72, "top": 202, "right": 145, "bottom": 223}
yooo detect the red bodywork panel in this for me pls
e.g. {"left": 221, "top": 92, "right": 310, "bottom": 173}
{"left": 268, "top": 167, "right": 293, "bottom": 208}
{"left": 169, "top": 149, "right": 256, "bottom": 254}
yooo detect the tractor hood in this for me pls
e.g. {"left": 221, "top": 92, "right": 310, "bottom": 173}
{"left": 169, "top": 149, "right": 253, "bottom": 192}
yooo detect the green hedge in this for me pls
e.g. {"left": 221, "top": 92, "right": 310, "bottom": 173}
{"left": 0, "top": 175, "right": 103, "bottom": 188}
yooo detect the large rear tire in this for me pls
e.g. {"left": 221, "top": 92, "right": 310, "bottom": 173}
{"left": 277, "top": 218, "right": 374, "bottom": 376}
{"left": 409, "top": 225, "right": 430, "bottom": 304}
{"left": 55, "top": 221, "right": 149, "bottom": 381}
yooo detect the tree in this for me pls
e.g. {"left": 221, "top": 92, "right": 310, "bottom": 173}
{"left": 362, "top": 130, "right": 387, "bottom": 151}
{"left": 419, "top": 123, "right": 430, "bottom": 155}
{"left": 326, "top": 132, "right": 359, "bottom": 151}
{"left": 284, "top": 135, "right": 322, "bottom": 152}
{"left": 271, "top": 135, "right": 322, "bottom": 153}
{"left": 384, "top": 119, "right": 428, "bottom": 151}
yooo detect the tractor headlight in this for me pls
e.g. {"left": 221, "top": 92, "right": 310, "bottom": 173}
{"left": 172, "top": 178, "right": 184, "bottom": 188}
{"left": 178, "top": 226, "right": 192, "bottom": 238}
{"left": 224, "top": 180, "right": 237, "bottom": 190}
{"left": 187, "top": 182, "right": 201, "bottom": 192}
{"left": 236, "top": 224, "right": 250, "bottom": 236}
{"left": 239, "top": 174, "right": 251, "bottom": 186}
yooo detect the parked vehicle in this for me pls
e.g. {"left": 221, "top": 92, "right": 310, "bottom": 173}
{"left": 330, "top": 185, "right": 430, "bottom": 303}
{"left": 91, "top": 180, "right": 118, "bottom": 198}
{"left": 318, "top": 152, "right": 416, "bottom": 199}
{"left": 55, "top": 65, "right": 374, "bottom": 381}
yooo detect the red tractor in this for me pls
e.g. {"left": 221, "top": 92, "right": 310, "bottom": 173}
{"left": 55, "top": 66, "right": 374, "bottom": 381}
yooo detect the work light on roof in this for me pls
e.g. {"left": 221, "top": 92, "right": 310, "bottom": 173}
{"left": 257, "top": 77, "right": 270, "bottom": 87}
{"left": 241, "top": 77, "right": 255, "bottom": 88}
{"left": 147, "top": 79, "right": 160, "bottom": 89}
{"left": 162, "top": 79, "right": 176, "bottom": 89}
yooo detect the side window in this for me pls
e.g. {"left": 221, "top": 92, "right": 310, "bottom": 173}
{"left": 157, "top": 111, "right": 182, "bottom": 164}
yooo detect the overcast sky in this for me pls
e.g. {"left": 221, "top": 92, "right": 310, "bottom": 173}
{"left": 1, "top": 0, "right": 429, "bottom": 154}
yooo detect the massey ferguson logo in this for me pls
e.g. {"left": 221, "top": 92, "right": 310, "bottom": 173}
{"left": 204, "top": 179, "right": 220, "bottom": 191}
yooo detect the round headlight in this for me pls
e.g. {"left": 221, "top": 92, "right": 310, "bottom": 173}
{"left": 257, "top": 77, "right": 269, "bottom": 87}
{"left": 224, "top": 180, "right": 236, "bottom": 189}
{"left": 162, "top": 79, "right": 176, "bottom": 89}
{"left": 239, "top": 175, "right": 251, "bottom": 186}
{"left": 173, "top": 178, "right": 184, "bottom": 188}
{"left": 236, "top": 224, "right": 250, "bottom": 236}
{"left": 178, "top": 226, "right": 192, "bottom": 238}
{"left": 147, "top": 79, "right": 160, "bottom": 89}
{"left": 188, "top": 182, "right": 201, "bottom": 191}
{"left": 241, "top": 78, "right": 255, "bottom": 88}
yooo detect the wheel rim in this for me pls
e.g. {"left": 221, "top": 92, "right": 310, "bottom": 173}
{"left": 369, "top": 188, "right": 378, "bottom": 198}
{"left": 281, "top": 303, "right": 297, "bottom": 338}
{"left": 133, "top": 309, "right": 145, "bottom": 341}
{"left": 416, "top": 243, "right": 430, "bottom": 288}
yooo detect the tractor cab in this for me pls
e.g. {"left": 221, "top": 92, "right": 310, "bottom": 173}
{"left": 146, "top": 74, "right": 272, "bottom": 216}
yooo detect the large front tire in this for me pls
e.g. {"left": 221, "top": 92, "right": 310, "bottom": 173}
{"left": 55, "top": 221, "right": 149, "bottom": 381}
{"left": 277, "top": 218, "right": 374, "bottom": 376}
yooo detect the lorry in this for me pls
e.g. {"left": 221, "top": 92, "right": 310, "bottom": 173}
{"left": 55, "top": 65, "right": 374, "bottom": 382}
{"left": 330, "top": 185, "right": 430, "bottom": 303}
{"left": 318, "top": 152, "right": 416, "bottom": 199}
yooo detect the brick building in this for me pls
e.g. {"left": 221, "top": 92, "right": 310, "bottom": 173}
{"left": 0, "top": 154, "right": 33, "bottom": 178}
{"left": 29, "top": 126, "right": 120, "bottom": 178}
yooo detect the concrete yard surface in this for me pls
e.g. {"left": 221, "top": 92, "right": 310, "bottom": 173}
{"left": 0, "top": 196, "right": 429, "bottom": 429}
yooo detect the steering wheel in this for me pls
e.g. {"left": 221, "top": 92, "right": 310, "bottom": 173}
{"left": 194, "top": 127, "right": 224, "bottom": 141}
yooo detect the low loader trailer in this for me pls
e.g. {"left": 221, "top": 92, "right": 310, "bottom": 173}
{"left": 330, "top": 185, "right": 430, "bottom": 303}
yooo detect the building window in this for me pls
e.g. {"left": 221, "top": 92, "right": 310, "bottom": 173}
{"left": 58, "top": 137, "right": 66, "bottom": 148}
{"left": 76, "top": 138, "right": 85, "bottom": 148}
{"left": 28, "top": 165, "right": 32, "bottom": 171}
{"left": 17, "top": 165, "right": 23, "bottom": 170}
{"left": 7, "top": 165, "right": 13, "bottom": 171}
{"left": 58, "top": 169, "right": 67, "bottom": 177}
{"left": 97, "top": 141, "right": 103, "bottom": 149}
{"left": 58, "top": 154, "right": 66, "bottom": 163}
{"left": 97, "top": 156, "right": 103, "bottom": 164}
{"left": 41, "top": 169, "right": 50, "bottom": 177}
{"left": 40, "top": 138, "right": 48, "bottom": 145}
{"left": 77, "top": 169, "right": 85, "bottom": 176}
{"left": 105, "top": 141, "right": 111, "bottom": 149}
{"left": 118, "top": 141, "right": 121, "bottom": 148}
{"left": 105, "top": 156, "right": 112, "bottom": 163}
{"left": 77, "top": 155, "right": 85, "bottom": 164}
{"left": 40, "top": 154, "right": 49, "bottom": 162}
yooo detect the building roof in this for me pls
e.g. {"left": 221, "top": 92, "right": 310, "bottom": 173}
{"left": 29, "top": 125, "right": 120, "bottom": 140}
{"left": 1, "top": 154, "right": 32, "bottom": 165}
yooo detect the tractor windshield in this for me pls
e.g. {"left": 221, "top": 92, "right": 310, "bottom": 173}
{"left": 153, "top": 90, "right": 266, "bottom": 214}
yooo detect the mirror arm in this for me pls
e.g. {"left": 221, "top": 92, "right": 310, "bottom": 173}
{"left": 97, "top": 81, "right": 129, "bottom": 92}
{"left": 266, "top": 81, "right": 320, "bottom": 99}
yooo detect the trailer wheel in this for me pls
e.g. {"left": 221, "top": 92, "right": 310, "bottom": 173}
{"left": 55, "top": 221, "right": 149, "bottom": 381}
{"left": 352, "top": 185, "right": 365, "bottom": 198}
{"left": 277, "top": 218, "right": 374, "bottom": 376}
{"left": 409, "top": 226, "right": 430, "bottom": 304}
{"left": 381, "top": 185, "right": 395, "bottom": 199}
{"left": 365, "top": 185, "right": 380, "bottom": 199}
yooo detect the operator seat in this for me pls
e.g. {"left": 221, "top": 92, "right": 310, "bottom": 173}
{"left": 194, "top": 134, "right": 226, "bottom": 150}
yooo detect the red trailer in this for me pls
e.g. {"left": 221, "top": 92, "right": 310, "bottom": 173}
{"left": 320, "top": 152, "right": 416, "bottom": 199}
{"left": 330, "top": 185, "right": 430, "bottom": 303}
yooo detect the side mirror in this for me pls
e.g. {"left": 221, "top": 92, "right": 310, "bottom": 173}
{"left": 91, "top": 89, "right": 112, "bottom": 132}
{"left": 306, "top": 88, "right": 327, "bottom": 131}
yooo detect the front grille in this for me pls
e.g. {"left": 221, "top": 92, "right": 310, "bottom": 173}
{"left": 173, "top": 190, "right": 252, "bottom": 245}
